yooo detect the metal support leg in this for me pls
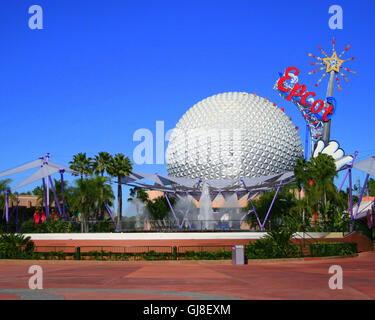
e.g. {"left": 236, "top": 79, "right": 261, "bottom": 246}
{"left": 165, "top": 193, "right": 180, "bottom": 228}
{"left": 353, "top": 174, "right": 370, "bottom": 219}
{"left": 261, "top": 180, "right": 284, "bottom": 231}
{"left": 46, "top": 176, "right": 50, "bottom": 219}
{"left": 48, "top": 176, "right": 62, "bottom": 217}
{"left": 338, "top": 151, "right": 358, "bottom": 193}
{"left": 5, "top": 190, "right": 9, "bottom": 224}
{"left": 104, "top": 202, "right": 118, "bottom": 231}
{"left": 240, "top": 178, "right": 262, "bottom": 230}
{"left": 248, "top": 196, "right": 262, "bottom": 230}
{"left": 349, "top": 168, "right": 354, "bottom": 232}
{"left": 338, "top": 167, "right": 350, "bottom": 193}
{"left": 42, "top": 177, "right": 48, "bottom": 217}
{"left": 16, "top": 193, "right": 19, "bottom": 232}
{"left": 60, "top": 169, "right": 66, "bottom": 220}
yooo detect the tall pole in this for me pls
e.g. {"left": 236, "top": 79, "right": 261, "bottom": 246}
{"left": 45, "top": 153, "right": 50, "bottom": 219}
{"left": 5, "top": 190, "right": 9, "bottom": 223}
{"left": 49, "top": 176, "right": 62, "bottom": 217}
{"left": 304, "top": 122, "right": 310, "bottom": 160}
{"left": 322, "top": 70, "right": 335, "bottom": 144}
{"left": 348, "top": 167, "right": 353, "bottom": 232}
{"left": 60, "top": 169, "right": 66, "bottom": 220}
{"left": 42, "top": 177, "right": 47, "bottom": 216}
{"left": 46, "top": 174, "right": 50, "bottom": 219}
{"left": 16, "top": 193, "right": 19, "bottom": 233}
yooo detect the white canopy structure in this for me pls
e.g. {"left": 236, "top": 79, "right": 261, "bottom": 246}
{"left": 0, "top": 157, "right": 75, "bottom": 191}
{"left": 353, "top": 157, "right": 375, "bottom": 177}
{"left": 339, "top": 156, "right": 375, "bottom": 226}
{"left": 1, "top": 154, "right": 77, "bottom": 223}
{"left": 120, "top": 170, "right": 294, "bottom": 231}
{"left": 120, "top": 170, "right": 295, "bottom": 200}
{"left": 353, "top": 197, "right": 375, "bottom": 220}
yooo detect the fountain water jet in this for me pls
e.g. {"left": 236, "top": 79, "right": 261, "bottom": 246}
{"left": 198, "top": 181, "right": 214, "bottom": 230}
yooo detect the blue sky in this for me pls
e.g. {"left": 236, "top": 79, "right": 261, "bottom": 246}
{"left": 0, "top": 0, "right": 374, "bottom": 211}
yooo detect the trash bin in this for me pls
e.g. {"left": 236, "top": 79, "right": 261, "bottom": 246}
{"left": 232, "top": 245, "right": 245, "bottom": 265}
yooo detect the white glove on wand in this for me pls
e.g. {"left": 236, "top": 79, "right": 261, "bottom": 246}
{"left": 313, "top": 140, "right": 353, "bottom": 170}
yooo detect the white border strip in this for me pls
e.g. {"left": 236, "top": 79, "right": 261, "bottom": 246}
{"left": 22, "top": 232, "right": 334, "bottom": 241}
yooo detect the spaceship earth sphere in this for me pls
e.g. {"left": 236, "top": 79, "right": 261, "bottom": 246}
{"left": 166, "top": 92, "right": 303, "bottom": 179}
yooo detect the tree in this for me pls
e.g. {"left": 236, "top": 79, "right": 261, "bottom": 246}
{"left": 308, "top": 154, "right": 338, "bottom": 208}
{"left": 32, "top": 185, "right": 46, "bottom": 207}
{"left": 245, "top": 189, "right": 296, "bottom": 230}
{"left": 128, "top": 187, "right": 149, "bottom": 229}
{"left": 69, "top": 153, "right": 93, "bottom": 179}
{"left": 146, "top": 195, "right": 175, "bottom": 221}
{"left": 294, "top": 158, "right": 307, "bottom": 201}
{"left": 0, "top": 179, "right": 11, "bottom": 194}
{"left": 128, "top": 187, "right": 149, "bottom": 203}
{"left": 367, "top": 178, "right": 375, "bottom": 196}
{"left": 107, "top": 154, "right": 133, "bottom": 225}
{"left": 92, "top": 152, "right": 113, "bottom": 220}
{"left": 293, "top": 154, "right": 341, "bottom": 229}
{"left": 69, "top": 176, "right": 115, "bottom": 232}
{"left": 92, "top": 152, "right": 112, "bottom": 177}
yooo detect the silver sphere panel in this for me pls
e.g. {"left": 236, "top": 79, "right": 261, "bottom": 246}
{"left": 166, "top": 92, "right": 303, "bottom": 179}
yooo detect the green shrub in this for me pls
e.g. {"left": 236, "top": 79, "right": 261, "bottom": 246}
{"left": 309, "top": 242, "right": 357, "bottom": 257}
{"left": 18, "top": 220, "right": 37, "bottom": 233}
{"left": 19, "top": 219, "right": 80, "bottom": 233}
{"left": 0, "top": 233, "right": 35, "bottom": 259}
{"left": 245, "top": 228, "right": 302, "bottom": 259}
{"left": 91, "top": 221, "right": 116, "bottom": 233}
{"left": 56, "top": 251, "right": 67, "bottom": 260}
{"left": 179, "top": 249, "right": 231, "bottom": 260}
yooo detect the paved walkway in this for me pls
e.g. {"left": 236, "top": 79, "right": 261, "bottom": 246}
{"left": 0, "top": 252, "right": 374, "bottom": 300}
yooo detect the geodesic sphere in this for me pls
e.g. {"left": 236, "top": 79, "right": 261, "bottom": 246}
{"left": 166, "top": 92, "right": 303, "bottom": 179}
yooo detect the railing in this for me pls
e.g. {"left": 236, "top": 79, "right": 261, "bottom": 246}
{"left": 34, "top": 246, "right": 76, "bottom": 253}
{"left": 5, "top": 218, "right": 257, "bottom": 233}
{"left": 78, "top": 246, "right": 173, "bottom": 254}
{"left": 178, "top": 245, "right": 233, "bottom": 254}
{"left": 144, "top": 219, "right": 252, "bottom": 232}
{"left": 31, "top": 245, "right": 237, "bottom": 261}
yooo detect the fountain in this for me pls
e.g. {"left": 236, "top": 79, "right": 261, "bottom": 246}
{"left": 198, "top": 181, "right": 215, "bottom": 230}
{"left": 124, "top": 199, "right": 144, "bottom": 230}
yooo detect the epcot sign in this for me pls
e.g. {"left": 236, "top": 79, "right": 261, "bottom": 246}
{"left": 277, "top": 66, "right": 334, "bottom": 122}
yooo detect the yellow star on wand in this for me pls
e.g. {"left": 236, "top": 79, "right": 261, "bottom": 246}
{"left": 323, "top": 51, "right": 344, "bottom": 73}
{"left": 308, "top": 38, "right": 356, "bottom": 90}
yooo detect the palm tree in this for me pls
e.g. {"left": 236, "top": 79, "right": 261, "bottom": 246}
{"left": 92, "top": 152, "right": 113, "bottom": 220}
{"left": 307, "top": 153, "right": 337, "bottom": 208}
{"left": 128, "top": 187, "right": 149, "bottom": 203}
{"left": 146, "top": 196, "right": 176, "bottom": 221}
{"left": 69, "top": 153, "right": 93, "bottom": 179}
{"left": 0, "top": 179, "right": 11, "bottom": 193}
{"left": 128, "top": 187, "right": 149, "bottom": 228}
{"left": 92, "top": 152, "right": 112, "bottom": 177}
{"left": 70, "top": 176, "right": 115, "bottom": 232}
{"left": 107, "top": 154, "right": 133, "bottom": 225}
{"left": 368, "top": 178, "right": 375, "bottom": 196}
{"left": 294, "top": 158, "right": 307, "bottom": 201}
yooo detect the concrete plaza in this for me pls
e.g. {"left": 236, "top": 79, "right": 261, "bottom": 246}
{"left": 0, "top": 252, "right": 374, "bottom": 300}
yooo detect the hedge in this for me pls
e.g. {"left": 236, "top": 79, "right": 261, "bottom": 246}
{"left": 309, "top": 242, "right": 357, "bottom": 257}
{"left": 245, "top": 238, "right": 302, "bottom": 259}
